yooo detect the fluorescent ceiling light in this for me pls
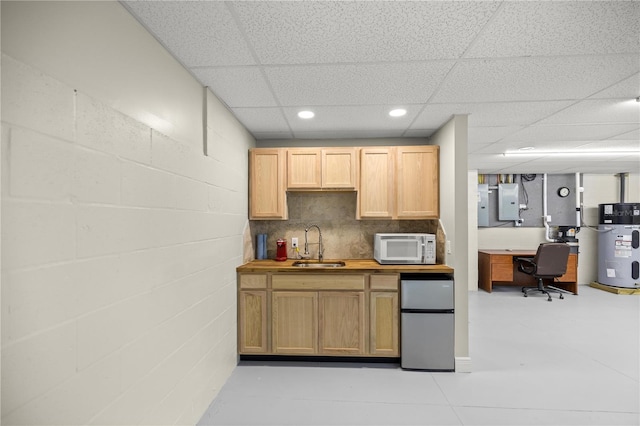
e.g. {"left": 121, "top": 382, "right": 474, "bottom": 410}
{"left": 504, "top": 149, "right": 640, "bottom": 157}
{"left": 298, "top": 110, "right": 315, "bottom": 119}
{"left": 389, "top": 108, "right": 407, "bottom": 117}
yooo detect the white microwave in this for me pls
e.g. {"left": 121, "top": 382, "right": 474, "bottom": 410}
{"left": 374, "top": 233, "right": 436, "bottom": 265}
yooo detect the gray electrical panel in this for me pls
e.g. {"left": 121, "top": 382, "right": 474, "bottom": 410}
{"left": 498, "top": 183, "right": 519, "bottom": 221}
{"left": 478, "top": 184, "right": 489, "bottom": 227}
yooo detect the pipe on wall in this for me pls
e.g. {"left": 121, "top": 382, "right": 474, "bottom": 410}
{"left": 542, "top": 174, "right": 554, "bottom": 242}
{"left": 618, "top": 172, "right": 627, "bottom": 203}
{"left": 575, "top": 173, "right": 581, "bottom": 229}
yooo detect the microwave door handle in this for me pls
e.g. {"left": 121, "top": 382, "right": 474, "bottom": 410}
{"left": 420, "top": 242, "right": 425, "bottom": 263}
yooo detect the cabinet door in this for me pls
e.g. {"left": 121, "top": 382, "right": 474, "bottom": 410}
{"left": 238, "top": 291, "right": 268, "bottom": 353}
{"left": 359, "top": 148, "right": 394, "bottom": 218}
{"left": 288, "top": 149, "right": 322, "bottom": 189}
{"left": 322, "top": 148, "right": 357, "bottom": 189}
{"left": 319, "top": 291, "right": 365, "bottom": 355}
{"left": 370, "top": 291, "right": 399, "bottom": 356}
{"left": 250, "top": 149, "right": 287, "bottom": 219}
{"left": 396, "top": 146, "right": 439, "bottom": 218}
{"left": 272, "top": 291, "right": 318, "bottom": 354}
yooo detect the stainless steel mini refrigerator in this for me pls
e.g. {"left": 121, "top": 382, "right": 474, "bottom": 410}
{"left": 401, "top": 276, "right": 454, "bottom": 371}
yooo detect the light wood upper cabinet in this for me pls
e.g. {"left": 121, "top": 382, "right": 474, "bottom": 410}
{"left": 249, "top": 148, "right": 287, "bottom": 219}
{"left": 287, "top": 149, "right": 322, "bottom": 189}
{"left": 288, "top": 148, "right": 357, "bottom": 189}
{"left": 396, "top": 146, "right": 439, "bottom": 218}
{"left": 358, "top": 148, "right": 395, "bottom": 218}
{"left": 358, "top": 146, "right": 439, "bottom": 219}
{"left": 322, "top": 148, "right": 357, "bottom": 189}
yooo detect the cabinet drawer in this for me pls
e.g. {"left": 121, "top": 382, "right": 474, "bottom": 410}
{"left": 370, "top": 274, "right": 399, "bottom": 290}
{"left": 239, "top": 274, "right": 267, "bottom": 289}
{"left": 272, "top": 274, "right": 365, "bottom": 290}
{"left": 492, "top": 264, "right": 513, "bottom": 281}
{"left": 491, "top": 255, "right": 513, "bottom": 264}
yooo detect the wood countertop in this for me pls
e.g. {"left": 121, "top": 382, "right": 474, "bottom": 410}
{"left": 236, "top": 259, "right": 454, "bottom": 274}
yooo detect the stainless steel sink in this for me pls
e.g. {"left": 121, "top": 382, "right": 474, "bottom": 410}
{"left": 292, "top": 261, "right": 346, "bottom": 268}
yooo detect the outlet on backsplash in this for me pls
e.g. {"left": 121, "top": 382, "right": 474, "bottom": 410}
{"left": 291, "top": 237, "right": 298, "bottom": 249}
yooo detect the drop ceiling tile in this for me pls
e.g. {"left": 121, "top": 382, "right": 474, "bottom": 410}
{"left": 477, "top": 140, "right": 593, "bottom": 155}
{"left": 467, "top": 153, "right": 523, "bottom": 170}
{"left": 611, "top": 128, "right": 640, "bottom": 141}
{"left": 576, "top": 139, "right": 640, "bottom": 151}
{"left": 432, "top": 55, "right": 640, "bottom": 103}
{"left": 503, "top": 124, "right": 640, "bottom": 143}
{"left": 590, "top": 73, "right": 640, "bottom": 99}
{"left": 537, "top": 99, "right": 640, "bottom": 125}
{"left": 494, "top": 163, "right": 574, "bottom": 174}
{"left": 292, "top": 130, "right": 405, "bottom": 140}
{"left": 231, "top": 2, "right": 500, "bottom": 64}
{"left": 123, "top": 2, "right": 255, "bottom": 67}
{"left": 254, "top": 131, "right": 294, "bottom": 140}
{"left": 413, "top": 101, "right": 573, "bottom": 129}
{"left": 468, "top": 127, "right": 522, "bottom": 144}
{"left": 468, "top": 143, "right": 495, "bottom": 154}
{"left": 265, "top": 62, "right": 455, "bottom": 106}
{"left": 404, "top": 129, "right": 437, "bottom": 138}
{"left": 519, "top": 156, "right": 637, "bottom": 174}
{"left": 231, "top": 108, "right": 289, "bottom": 133}
{"left": 193, "top": 67, "right": 278, "bottom": 108}
{"left": 578, "top": 161, "right": 640, "bottom": 170}
{"left": 282, "top": 105, "right": 419, "bottom": 133}
{"left": 466, "top": 2, "right": 640, "bottom": 58}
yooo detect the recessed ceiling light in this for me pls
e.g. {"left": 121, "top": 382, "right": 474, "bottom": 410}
{"left": 298, "top": 110, "right": 315, "bottom": 119}
{"left": 389, "top": 108, "right": 407, "bottom": 117}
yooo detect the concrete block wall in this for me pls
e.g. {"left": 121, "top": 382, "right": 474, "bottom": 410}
{"left": 1, "top": 54, "right": 252, "bottom": 424}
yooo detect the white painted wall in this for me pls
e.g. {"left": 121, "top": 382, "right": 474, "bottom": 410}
{"left": 430, "top": 115, "right": 470, "bottom": 371}
{"left": 468, "top": 170, "right": 479, "bottom": 291}
{"left": 1, "top": 2, "right": 254, "bottom": 424}
{"left": 474, "top": 173, "right": 640, "bottom": 286}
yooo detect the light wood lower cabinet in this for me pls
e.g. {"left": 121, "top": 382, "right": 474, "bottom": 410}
{"left": 370, "top": 292, "right": 399, "bottom": 356}
{"left": 238, "top": 273, "right": 399, "bottom": 357}
{"left": 238, "top": 290, "right": 268, "bottom": 353}
{"left": 272, "top": 291, "right": 318, "bottom": 354}
{"left": 319, "top": 291, "right": 365, "bottom": 355}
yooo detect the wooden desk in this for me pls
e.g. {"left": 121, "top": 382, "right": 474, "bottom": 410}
{"left": 478, "top": 249, "right": 578, "bottom": 295}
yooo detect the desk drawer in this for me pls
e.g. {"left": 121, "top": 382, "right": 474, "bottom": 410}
{"left": 492, "top": 264, "right": 513, "bottom": 281}
{"left": 557, "top": 254, "right": 577, "bottom": 282}
{"left": 491, "top": 255, "right": 513, "bottom": 264}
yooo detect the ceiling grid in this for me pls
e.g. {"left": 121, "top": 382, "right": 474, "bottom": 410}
{"left": 122, "top": 1, "right": 640, "bottom": 173}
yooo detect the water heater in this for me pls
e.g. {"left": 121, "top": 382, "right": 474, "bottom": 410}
{"left": 597, "top": 203, "right": 640, "bottom": 288}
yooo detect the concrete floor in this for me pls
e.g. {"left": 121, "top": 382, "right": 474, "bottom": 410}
{"left": 199, "top": 284, "right": 640, "bottom": 425}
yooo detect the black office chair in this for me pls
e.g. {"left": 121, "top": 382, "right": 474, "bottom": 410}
{"left": 515, "top": 243, "right": 571, "bottom": 302}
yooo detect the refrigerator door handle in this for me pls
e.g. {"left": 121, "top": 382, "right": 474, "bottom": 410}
{"left": 401, "top": 309, "right": 454, "bottom": 314}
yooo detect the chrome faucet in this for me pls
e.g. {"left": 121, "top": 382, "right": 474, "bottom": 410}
{"left": 304, "top": 224, "right": 323, "bottom": 262}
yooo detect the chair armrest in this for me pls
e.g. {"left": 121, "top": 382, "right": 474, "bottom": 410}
{"left": 514, "top": 257, "right": 536, "bottom": 274}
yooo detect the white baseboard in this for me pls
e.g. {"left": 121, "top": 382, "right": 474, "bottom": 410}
{"left": 455, "top": 356, "right": 472, "bottom": 373}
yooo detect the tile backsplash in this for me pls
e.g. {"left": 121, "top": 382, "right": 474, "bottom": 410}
{"left": 247, "top": 192, "right": 445, "bottom": 262}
